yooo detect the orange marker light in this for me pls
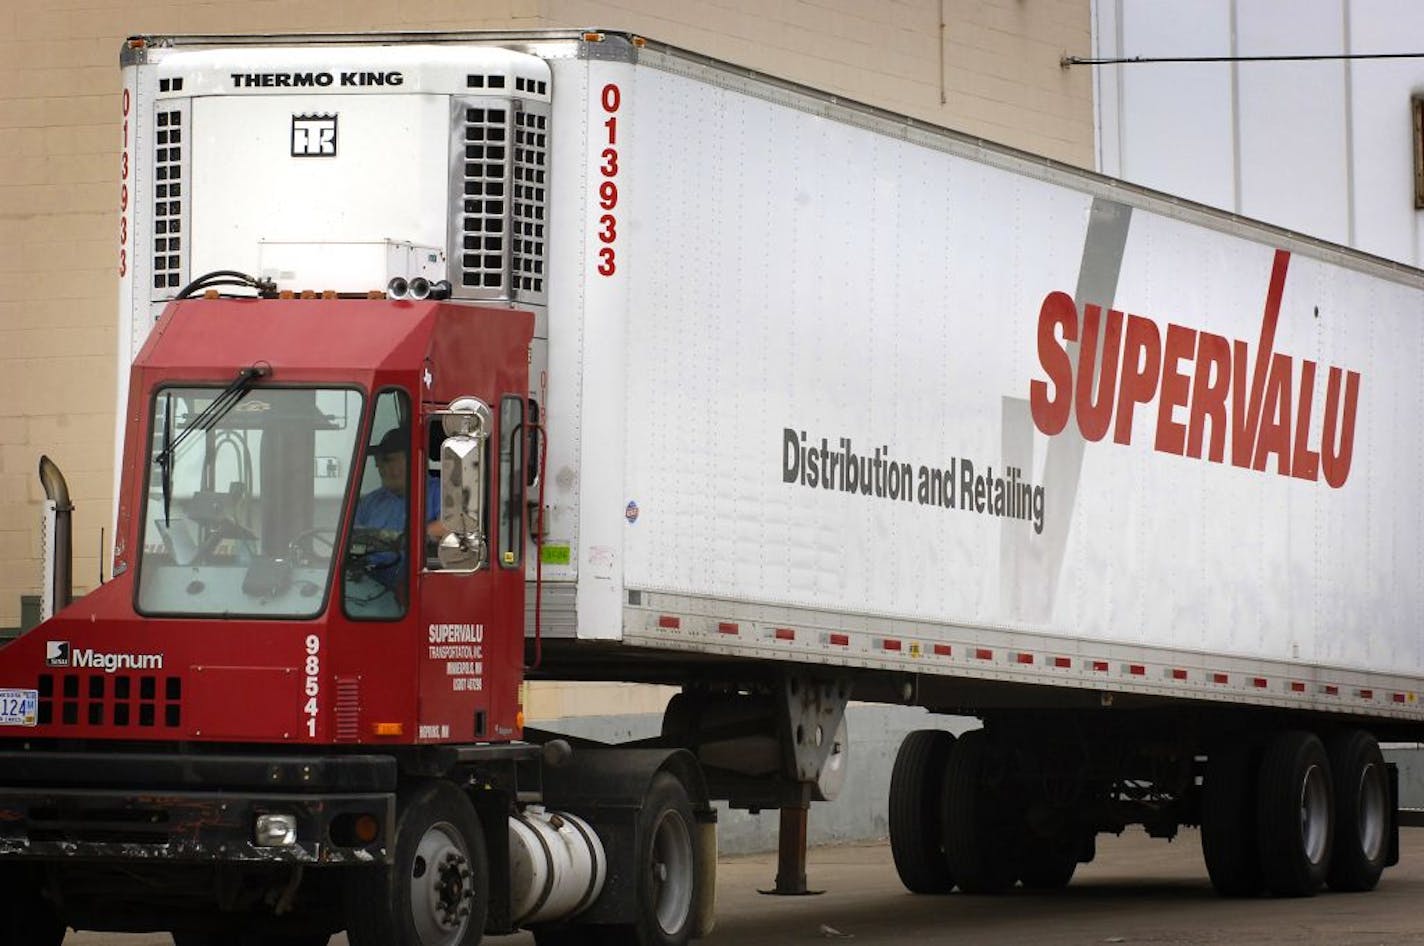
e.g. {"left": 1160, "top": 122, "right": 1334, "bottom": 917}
{"left": 354, "top": 814, "right": 379, "bottom": 844}
{"left": 372, "top": 722, "right": 403, "bottom": 737}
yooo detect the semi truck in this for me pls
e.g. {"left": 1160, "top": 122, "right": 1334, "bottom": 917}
{"left": 1, "top": 27, "right": 1423, "bottom": 945}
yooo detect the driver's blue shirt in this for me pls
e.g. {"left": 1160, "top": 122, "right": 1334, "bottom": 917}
{"left": 351, "top": 481, "right": 441, "bottom": 589}
{"left": 354, "top": 487, "right": 405, "bottom": 532}
{"left": 354, "top": 481, "right": 441, "bottom": 531}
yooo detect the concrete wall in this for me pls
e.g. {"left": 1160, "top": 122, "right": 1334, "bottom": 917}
{"left": 0, "top": 0, "right": 1091, "bottom": 637}
{"left": 1386, "top": 745, "right": 1424, "bottom": 810}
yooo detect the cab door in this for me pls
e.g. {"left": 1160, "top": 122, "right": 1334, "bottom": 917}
{"left": 415, "top": 395, "right": 526, "bottom": 742}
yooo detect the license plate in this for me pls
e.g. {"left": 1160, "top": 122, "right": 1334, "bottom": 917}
{"left": 0, "top": 689, "right": 38, "bottom": 726}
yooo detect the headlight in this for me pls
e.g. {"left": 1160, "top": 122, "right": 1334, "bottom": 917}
{"left": 255, "top": 813, "right": 298, "bottom": 847}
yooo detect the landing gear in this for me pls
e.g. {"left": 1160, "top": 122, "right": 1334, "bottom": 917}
{"left": 888, "top": 730, "right": 957, "bottom": 893}
{"left": 346, "top": 781, "right": 489, "bottom": 946}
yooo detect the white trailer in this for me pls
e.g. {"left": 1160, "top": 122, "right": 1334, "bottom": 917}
{"left": 86, "top": 25, "right": 1424, "bottom": 937}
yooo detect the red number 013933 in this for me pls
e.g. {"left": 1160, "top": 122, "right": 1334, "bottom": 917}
{"left": 596, "top": 83, "right": 620, "bottom": 277}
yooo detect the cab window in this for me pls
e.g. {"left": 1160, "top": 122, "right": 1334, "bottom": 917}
{"left": 343, "top": 390, "right": 411, "bottom": 620}
{"left": 498, "top": 396, "right": 525, "bottom": 568}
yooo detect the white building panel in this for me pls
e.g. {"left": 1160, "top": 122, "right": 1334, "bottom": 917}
{"left": 1095, "top": 0, "right": 1424, "bottom": 267}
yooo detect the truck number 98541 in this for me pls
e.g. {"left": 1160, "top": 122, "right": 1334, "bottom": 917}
{"left": 596, "top": 83, "right": 621, "bottom": 277}
{"left": 303, "top": 634, "right": 320, "bottom": 737}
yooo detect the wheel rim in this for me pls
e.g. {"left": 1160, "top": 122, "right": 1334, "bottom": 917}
{"left": 1357, "top": 761, "right": 1387, "bottom": 862}
{"left": 410, "top": 820, "right": 474, "bottom": 945}
{"left": 649, "top": 808, "right": 694, "bottom": 934}
{"left": 1299, "top": 763, "right": 1330, "bottom": 865}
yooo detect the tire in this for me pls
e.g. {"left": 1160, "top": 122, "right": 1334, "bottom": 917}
{"left": 888, "top": 729, "right": 957, "bottom": 893}
{"left": 1256, "top": 731, "right": 1333, "bottom": 897}
{"left": 1017, "top": 832, "right": 1079, "bottom": 890}
{"left": 599, "top": 771, "right": 698, "bottom": 946}
{"left": 0, "top": 866, "right": 64, "bottom": 946}
{"left": 1325, "top": 729, "right": 1389, "bottom": 892}
{"left": 1201, "top": 742, "right": 1264, "bottom": 897}
{"left": 941, "top": 729, "right": 1017, "bottom": 894}
{"left": 174, "top": 935, "right": 329, "bottom": 946}
{"left": 346, "top": 780, "right": 489, "bottom": 946}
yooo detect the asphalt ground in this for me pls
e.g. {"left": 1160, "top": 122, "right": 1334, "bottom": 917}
{"left": 69, "top": 827, "right": 1424, "bottom": 945}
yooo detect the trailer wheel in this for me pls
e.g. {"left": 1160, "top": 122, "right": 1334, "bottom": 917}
{"left": 1325, "top": 730, "right": 1388, "bottom": 892}
{"left": 346, "top": 781, "right": 488, "bottom": 946}
{"left": 888, "top": 729, "right": 957, "bottom": 893}
{"left": 1201, "top": 742, "right": 1264, "bottom": 897}
{"left": 601, "top": 771, "right": 698, "bottom": 946}
{"left": 1017, "top": 832, "right": 1079, "bottom": 890}
{"left": 172, "top": 934, "right": 329, "bottom": 946}
{"left": 1256, "top": 731, "right": 1332, "bottom": 897}
{"left": 941, "top": 730, "right": 1017, "bottom": 894}
{"left": 0, "top": 866, "right": 64, "bottom": 946}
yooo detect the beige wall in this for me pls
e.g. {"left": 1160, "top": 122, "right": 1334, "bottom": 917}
{"left": 0, "top": 0, "right": 1090, "bottom": 653}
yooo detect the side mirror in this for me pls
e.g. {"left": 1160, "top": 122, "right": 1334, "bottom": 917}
{"left": 435, "top": 397, "right": 492, "bottom": 571}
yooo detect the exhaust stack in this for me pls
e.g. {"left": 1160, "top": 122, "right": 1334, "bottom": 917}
{"left": 38, "top": 455, "right": 73, "bottom": 621}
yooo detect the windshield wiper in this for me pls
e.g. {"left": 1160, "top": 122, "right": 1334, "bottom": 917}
{"left": 156, "top": 362, "right": 270, "bottom": 526}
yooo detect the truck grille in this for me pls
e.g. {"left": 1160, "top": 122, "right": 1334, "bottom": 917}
{"left": 37, "top": 673, "right": 182, "bottom": 729}
{"left": 151, "top": 101, "right": 189, "bottom": 296}
{"left": 334, "top": 675, "right": 360, "bottom": 742}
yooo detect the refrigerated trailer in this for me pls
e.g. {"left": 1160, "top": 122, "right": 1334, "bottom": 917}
{"left": 0, "top": 27, "right": 1422, "bottom": 945}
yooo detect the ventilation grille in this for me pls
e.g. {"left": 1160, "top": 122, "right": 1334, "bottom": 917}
{"left": 512, "top": 106, "right": 549, "bottom": 299}
{"left": 334, "top": 675, "right": 361, "bottom": 742}
{"left": 459, "top": 104, "right": 510, "bottom": 295}
{"left": 466, "top": 73, "right": 508, "bottom": 91}
{"left": 37, "top": 673, "right": 182, "bottom": 729}
{"left": 152, "top": 101, "right": 189, "bottom": 296}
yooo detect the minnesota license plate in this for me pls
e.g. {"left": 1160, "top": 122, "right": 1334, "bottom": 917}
{"left": 0, "top": 689, "right": 38, "bottom": 726}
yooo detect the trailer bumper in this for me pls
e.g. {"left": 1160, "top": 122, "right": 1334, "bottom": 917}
{"left": 0, "top": 750, "right": 396, "bottom": 865}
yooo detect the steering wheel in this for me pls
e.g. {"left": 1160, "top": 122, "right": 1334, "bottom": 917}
{"left": 288, "top": 528, "right": 338, "bottom": 566}
{"left": 347, "top": 527, "right": 405, "bottom": 556}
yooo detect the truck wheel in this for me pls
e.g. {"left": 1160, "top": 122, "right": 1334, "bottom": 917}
{"left": 0, "top": 866, "right": 64, "bottom": 946}
{"left": 1325, "top": 730, "right": 1388, "bottom": 892}
{"left": 1200, "top": 742, "right": 1264, "bottom": 897}
{"left": 1256, "top": 731, "right": 1332, "bottom": 897}
{"left": 888, "top": 729, "right": 957, "bottom": 893}
{"left": 941, "top": 730, "right": 1017, "bottom": 894}
{"left": 1017, "top": 832, "right": 1078, "bottom": 890}
{"left": 346, "top": 781, "right": 489, "bottom": 946}
{"left": 601, "top": 771, "right": 698, "bottom": 946}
